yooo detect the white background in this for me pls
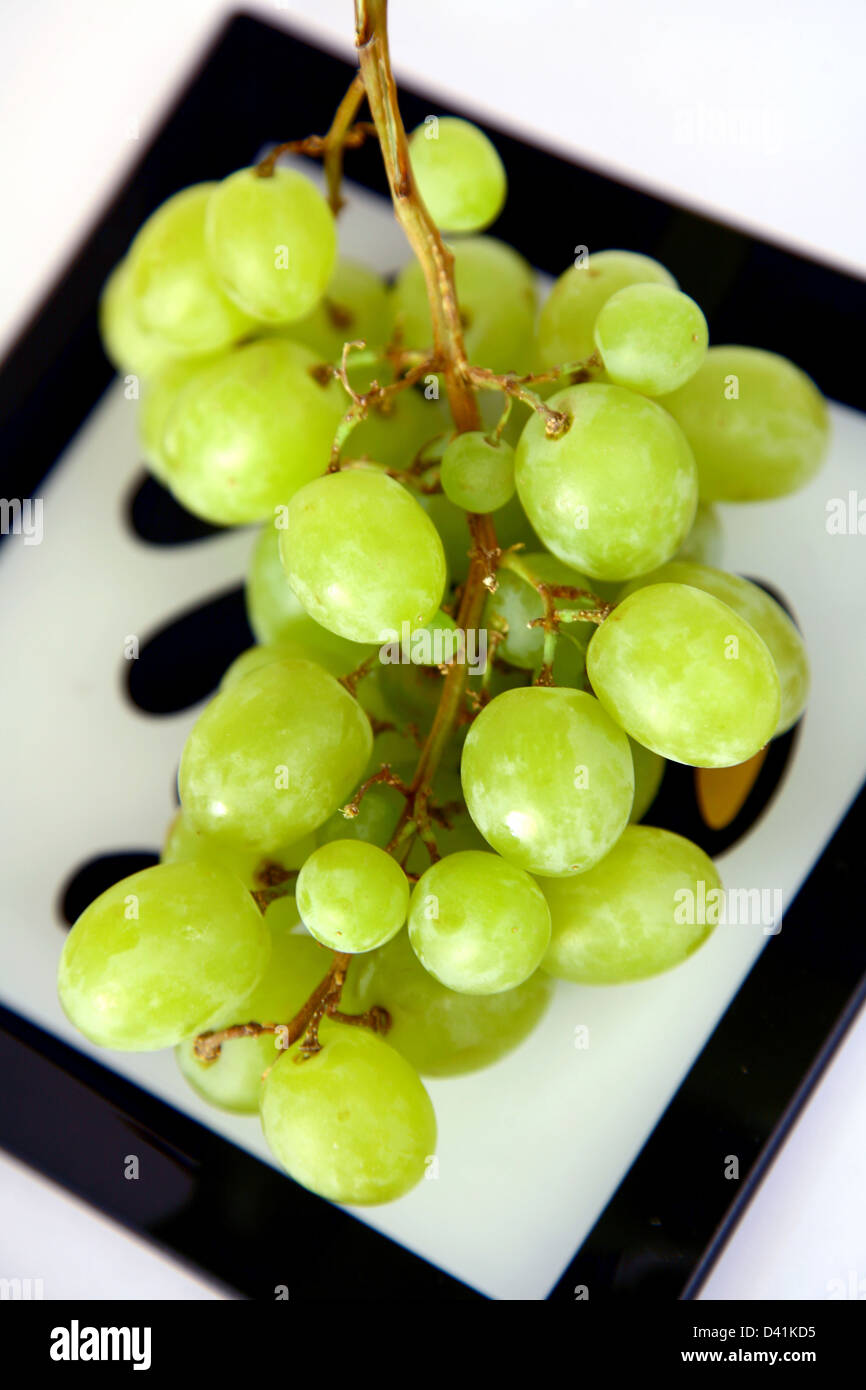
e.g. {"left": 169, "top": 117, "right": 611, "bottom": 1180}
{"left": 1, "top": 0, "right": 865, "bottom": 1303}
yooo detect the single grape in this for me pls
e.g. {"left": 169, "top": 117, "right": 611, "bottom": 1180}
{"left": 279, "top": 258, "right": 392, "bottom": 362}
{"left": 162, "top": 809, "right": 315, "bottom": 885}
{"left": 377, "top": 659, "right": 445, "bottom": 727}
{"left": 586, "top": 583, "right": 781, "bottom": 766}
{"left": 139, "top": 355, "right": 217, "bottom": 482}
{"left": 280, "top": 470, "right": 446, "bottom": 643}
{"left": 296, "top": 840, "right": 409, "bottom": 953}
{"left": 538, "top": 249, "right": 677, "bottom": 367}
{"left": 659, "top": 346, "right": 829, "bottom": 501}
{"left": 128, "top": 184, "right": 254, "bottom": 352}
{"left": 392, "top": 236, "right": 536, "bottom": 375}
{"left": 176, "top": 913, "right": 330, "bottom": 1114}
{"left": 245, "top": 522, "right": 374, "bottom": 673}
{"left": 407, "top": 851, "right": 550, "bottom": 994}
{"left": 542, "top": 825, "right": 722, "bottom": 984}
{"left": 629, "top": 738, "right": 666, "bottom": 822}
{"left": 348, "top": 928, "right": 552, "bottom": 1077}
{"left": 593, "top": 283, "right": 708, "bottom": 396}
{"left": 675, "top": 500, "right": 723, "bottom": 567}
{"left": 408, "top": 117, "right": 506, "bottom": 233}
{"left": 618, "top": 561, "right": 809, "bottom": 735}
{"left": 58, "top": 862, "right": 270, "bottom": 1051}
{"left": 179, "top": 658, "right": 372, "bottom": 849}
{"left": 99, "top": 259, "right": 182, "bottom": 379}
{"left": 440, "top": 432, "right": 515, "bottom": 513}
{"left": 515, "top": 382, "right": 698, "bottom": 581}
{"left": 161, "top": 339, "right": 345, "bottom": 524}
{"left": 485, "top": 552, "right": 597, "bottom": 677}
{"left": 205, "top": 166, "right": 336, "bottom": 322}
{"left": 461, "top": 686, "right": 634, "bottom": 876}
{"left": 260, "top": 1022, "right": 436, "bottom": 1205}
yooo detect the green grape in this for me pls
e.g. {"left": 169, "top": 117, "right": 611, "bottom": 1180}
{"left": 161, "top": 339, "right": 345, "bottom": 524}
{"left": 280, "top": 470, "right": 446, "bottom": 643}
{"left": 162, "top": 809, "right": 315, "bottom": 885}
{"left": 179, "top": 658, "right": 372, "bottom": 849}
{"left": 128, "top": 184, "right": 254, "bottom": 352}
{"left": 515, "top": 382, "right": 698, "bottom": 581}
{"left": 538, "top": 249, "right": 677, "bottom": 368}
{"left": 440, "top": 432, "right": 515, "bottom": 513}
{"left": 205, "top": 166, "right": 336, "bottom": 323}
{"left": 260, "top": 1022, "right": 436, "bottom": 1205}
{"left": 296, "top": 840, "right": 409, "bottom": 953}
{"left": 139, "top": 355, "right": 217, "bottom": 481}
{"left": 628, "top": 738, "right": 666, "bottom": 822}
{"left": 491, "top": 487, "right": 542, "bottom": 552}
{"left": 99, "top": 259, "right": 182, "bottom": 379}
{"left": 593, "top": 283, "right": 708, "bottom": 396}
{"left": 176, "top": 914, "right": 330, "bottom": 1114}
{"left": 461, "top": 686, "right": 634, "bottom": 876}
{"left": 392, "top": 236, "right": 536, "bottom": 374}
{"left": 351, "top": 385, "right": 446, "bottom": 472}
{"left": 245, "top": 522, "right": 374, "bottom": 675}
{"left": 280, "top": 258, "right": 392, "bottom": 362}
{"left": 542, "top": 825, "right": 721, "bottom": 984}
{"left": 659, "top": 346, "right": 829, "bottom": 501}
{"left": 407, "top": 851, "right": 550, "bottom": 994}
{"left": 587, "top": 583, "right": 780, "bottom": 766}
{"left": 348, "top": 928, "right": 552, "bottom": 1077}
{"left": 58, "top": 862, "right": 269, "bottom": 1051}
{"left": 618, "top": 561, "right": 809, "bottom": 735}
{"left": 485, "top": 552, "right": 597, "bottom": 678}
{"left": 676, "top": 500, "right": 723, "bottom": 566}
{"left": 408, "top": 117, "right": 506, "bottom": 233}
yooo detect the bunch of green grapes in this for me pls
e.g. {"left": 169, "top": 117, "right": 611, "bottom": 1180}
{"left": 63, "top": 46, "right": 828, "bottom": 1212}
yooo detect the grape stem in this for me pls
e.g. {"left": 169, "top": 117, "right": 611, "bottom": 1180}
{"left": 193, "top": 952, "right": 391, "bottom": 1065}
{"left": 466, "top": 365, "right": 569, "bottom": 439}
{"left": 356, "top": 0, "right": 501, "bottom": 854}
{"left": 328, "top": 344, "right": 440, "bottom": 466}
{"left": 256, "top": 71, "right": 372, "bottom": 215}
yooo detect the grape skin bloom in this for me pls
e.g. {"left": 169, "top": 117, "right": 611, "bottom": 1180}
{"left": 659, "top": 346, "right": 829, "bottom": 501}
{"left": 408, "top": 118, "right": 507, "bottom": 233}
{"left": 593, "top": 283, "right": 708, "bottom": 396}
{"left": 408, "top": 851, "right": 551, "bottom": 994}
{"left": 58, "top": 862, "right": 270, "bottom": 1051}
{"left": 515, "top": 382, "right": 698, "bottom": 581}
{"left": 461, "top": 687, "right": 634, "bottom": 876}
{"left": 619, "top": 561, "right": 809, "bottom": 736}
{"left": 179, "top": 658, "right": 372, "bottom": 850}
{"left": 281, "top": 470, "right": 447, "bottom": 643}
{"left": 260, "top": 1023, "right": 437, "bottom": 1205}
{"left": 128, "top": 184, "right": 255, "bottom": 353}
{"left": 161, "top": 339, "right": 346, "bottom": 525}
{"left": 541, "top": 825, "right": 722, "bottom": 984}
{"left": 297, "top": 840, "right": 410, "bottom": 953}
{"left": 587, "top": 583, "right": 781, "bottom": 767}
{"left": 205, "top": 166, "right": 337, "bottom": 323}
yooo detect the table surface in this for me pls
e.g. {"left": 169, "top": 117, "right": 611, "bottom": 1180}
{"left": 1, "top": 0, "right": 864, "bottom": 1302}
